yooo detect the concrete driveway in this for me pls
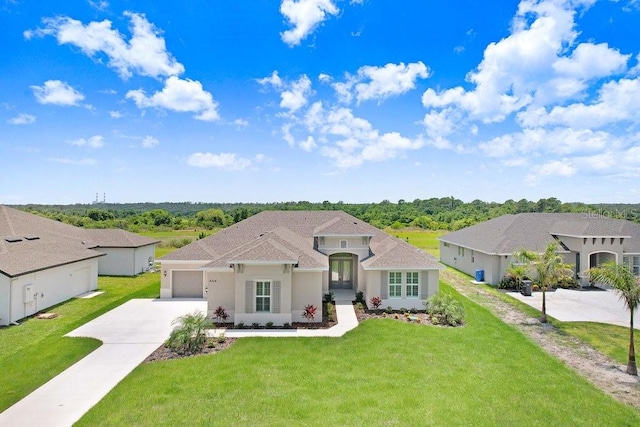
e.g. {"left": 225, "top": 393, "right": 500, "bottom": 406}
{"left": 0, "top": 298, "right": 206, "bottom": 427}
{"left": 507, "top": 287, "right": 639, "bottom": 329}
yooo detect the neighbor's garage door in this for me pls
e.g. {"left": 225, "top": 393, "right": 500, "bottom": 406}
{"left": 172, "top": 271, "right": 203, "bottom": 298}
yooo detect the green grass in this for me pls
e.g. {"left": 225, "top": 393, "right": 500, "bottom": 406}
{"left": 556, "top": 322, "right": 631, "bottom": 365}
{"left": 78, "top": 283, "right": 640, "bottom": 426}
{"left": 388, "top": 229, "right": 447, "bottom": 257}
{"left": 140, "top": 229, "right": 213, "bottom": 258}
{"left": 0, "top": 273, "right": 160, "bottom": 412}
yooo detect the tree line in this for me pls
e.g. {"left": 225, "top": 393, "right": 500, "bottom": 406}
{"left": 13, "top": 197, "right": 640, "bottom": 232}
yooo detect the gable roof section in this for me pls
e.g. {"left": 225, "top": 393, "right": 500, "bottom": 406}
{"left": 82, "top": 229, "right": 159, "bottom": 248}
{"left": 440, "top": 213, "right": 640, "bottom": 255}
{"left": 163, "top": 210, "right": 440, "bottom": 270}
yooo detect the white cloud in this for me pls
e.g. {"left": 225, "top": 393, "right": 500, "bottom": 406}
{"left": 126, "top": 76, "right": 219, "bottom": 121}
{"left": 8, "top": 113, "right": 36, "bottom": 125}
{"left": 31, "top": 80, "right": 85, "bottom": 106}
{"left": 257, "top": 71, "right": 283, "bottom": 88}
{"left": 70, "top": 135, "right": 104, "bottom": 148}
{"left": 109, "top": 110, "right": 123, "bottom": 118}
{"left": 353, "top": 62, "right": 429, "bottom": 104}
{"left": 280, "top": 0, "right": 339, "bottom": 46}
{"left": 299, "top": 136, "right": 317, "bottom": 151}
{"left": 88, "top": 1, "right": 109, "bottom": 11}
{"left": 27, "top": 12, "right": 184, "bottom": 79}
{"left": 142, "top": 135, "right": 159, "bottom": 148}
{"left": 233, "top": 118, "right": 249, "bottom": 127}
{"left": 47, "top": 157, "right": 96, "bottom": 166}
{"left": 280, "top": 75, "right": 312, "bottom": 112}
{"left": 187, "top": 152, "right": 253, "bottom": 170}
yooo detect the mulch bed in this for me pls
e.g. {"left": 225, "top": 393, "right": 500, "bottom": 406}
{"left": 145, "top": 337, "right": 237, "bottom": 363}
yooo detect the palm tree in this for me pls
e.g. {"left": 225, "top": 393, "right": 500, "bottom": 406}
{"left": 514, "top": 242, "right": 573, "bottom": 323}
{"left": 589, "top": 262, "right": 640, "bottom": 376}
{"left": 166, "top": 311, "right": 211, "bottom": 354}
{"left": 505, "top": 262, "right": 528, "bottom": 291}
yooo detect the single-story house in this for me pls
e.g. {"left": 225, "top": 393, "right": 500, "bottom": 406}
{"left": 0, "top": 205, "right": 159, "bottom": 325}
{"left": 159, "top": 210, "right": 442, "bottom": 325}
{"left": 439, "top": 213, "right": 640, "bottom": 285}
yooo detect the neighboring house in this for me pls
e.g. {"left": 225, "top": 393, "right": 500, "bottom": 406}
{"left": 439, "top": 213, "right": 640, "bottom": 286}
{"left": 159, "top": 211, "right": 442, "bottom": 325}
{"left": 0, "top": 205, "right": 159, "bottom": 325}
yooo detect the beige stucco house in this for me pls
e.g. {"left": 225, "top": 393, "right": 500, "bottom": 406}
{"left": 0, "top": 205, "right": 159, "bottom": 325}
{"left": 439, "top": 213, "right": 640, "bottom": 285}
{"left": 159, "top": 211, "right": 442, "bottom": 325}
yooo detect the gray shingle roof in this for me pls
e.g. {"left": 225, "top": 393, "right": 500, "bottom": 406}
{"left": 440, "top": 213, "right": 640, "bottom": 255}
{"left": 162, "top": 210, "right": 441, "bottom": 270}
{"left": 0, "top": 205, "right": 157, "bottom": 277}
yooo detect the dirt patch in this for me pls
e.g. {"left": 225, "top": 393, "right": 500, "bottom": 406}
{"left": 144, "top": 337, "right": 237, "bottom": 363}
{"left": 443, "top": 269, "right": 640, "bottom": 409}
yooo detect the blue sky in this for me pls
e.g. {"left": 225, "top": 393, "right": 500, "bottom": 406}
{"left": 1, "top": 0, "right": 639, "bottom": 205}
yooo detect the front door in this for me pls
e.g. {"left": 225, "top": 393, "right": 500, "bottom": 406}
{"left": 330, "top": 258, "right": 353, "bottom": 289}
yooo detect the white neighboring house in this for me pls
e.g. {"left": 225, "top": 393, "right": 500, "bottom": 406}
{"left": 0, "top": 205, "right": 159, "bottom": 325}
{"left": 439, "top": 213, "right": 640, "bottom": 286}
{"left": 159, "top": 210, "right": 443, "bottom": 325}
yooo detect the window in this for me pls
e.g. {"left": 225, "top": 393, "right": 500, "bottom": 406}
{"left": 633, "top": 256, "right": 640, "bottom": 276}
{"left": 255, "top": 281, "right": 271, "bottom": 312}
{"left": 458, "top": 246, "right": 465, "bottom": 257}
{"left": 406, "top": 272, "right": 419, "bottom": 298}
{"left": 389, "top": 272, "right": 402, "bottom": 298}
{"left": 340, "top": 240, "right": 348, "bottom": 249}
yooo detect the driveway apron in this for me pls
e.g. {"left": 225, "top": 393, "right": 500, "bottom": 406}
{"left": 0, "top": 299, "right": 206, "bottom": 427}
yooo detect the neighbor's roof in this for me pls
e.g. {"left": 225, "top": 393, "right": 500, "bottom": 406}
{"left": 82, "top": 229, "right": 159, "bottom": 248}
{"left": 439, "top": 213, "right": 640, "bottom": 255}
{"left": 162, "top": 210, "right": 441, "bottom": 270}
{"left": 0, "top": 205, "right": 157, "bottom": 277}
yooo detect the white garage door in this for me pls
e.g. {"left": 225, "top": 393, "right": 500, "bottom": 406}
{"left": 172, "top": 271, "right": 203, "bottom": 298}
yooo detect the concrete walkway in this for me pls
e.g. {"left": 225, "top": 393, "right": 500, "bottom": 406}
{"left": 0, "top": 296, "right": 360, "bottom": 426}
{"left": 0, "top": 299, "right": 206, "bottom": 427}
{"left": 506, "top": 287, "right": 640, "bottom": 328}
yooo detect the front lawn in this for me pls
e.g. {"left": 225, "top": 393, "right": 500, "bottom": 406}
{"left": 78, "top": 283, "right": 640, "bottom": 426}
{"left": 388, "top": 229, "right": 446, "bottom": 257}
{"left": 0, "top": 273, "right": 160, "bottom": 412}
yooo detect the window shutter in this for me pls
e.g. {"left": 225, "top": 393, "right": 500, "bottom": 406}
{"left": 245, "top": 281, "right": 254, "bottom": 313}
{"left": 380, "top": 271, "right": 388, "bottom": 299}
{"left": 272, "top": 281, "right": 281, "bottom": 313}
{"left": 420, "top": 271, "right": 429, "bottom": 299}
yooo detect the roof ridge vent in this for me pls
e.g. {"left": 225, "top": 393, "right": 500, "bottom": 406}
{"left": 4, "top": 236, "right": 23, "bottom": 243}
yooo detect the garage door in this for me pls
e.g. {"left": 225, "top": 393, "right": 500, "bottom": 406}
{"left": 172, "top": 271, "right": 203, "bottom": 298}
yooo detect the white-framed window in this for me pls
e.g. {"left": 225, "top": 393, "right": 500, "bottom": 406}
{"left": 255, "top": 280, "right": 271, "bottom": 312}
{"left": 340, "top": 240, "right": 348, "bottom": 249}
{"left": 406, "top": 272, "right": 419, "bottom": 298}
{"left": 458, "top": 246, "right": 465, "bottom": 257}
{"left": 389, "top": 272, "right": 402, "bottom": 298}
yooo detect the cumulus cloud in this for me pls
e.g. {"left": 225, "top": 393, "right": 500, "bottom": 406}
{"left": 187, "top": 152, "right": 267, "bottom": 171}
{"left": 31, "top": 80, "right": 85, "bottom": 106}
{"left": 280, "top": 0, "right": 339, "bottom": 46}
{"left": 70, "top": 135, "right": 104, "bottom": 148}
{"left": 126, "top": 76, "right": 219, "bottom": 121}
{"left": 8, "top": 113, "right": 36, "bottom": 125}
{"left": 26, "top": 12, "right": 184, "bottom": 79}
{"left": 109, "top": 110, "right": 123, "bottom": 118}
{"left": 142, "top": 135, "right": 159, "bottom": 148}
{"left": 324, "top": 62, "right": 430, "bottom": 104}
{"left": 259, "top": 72, "right": 313, "bottom": 113}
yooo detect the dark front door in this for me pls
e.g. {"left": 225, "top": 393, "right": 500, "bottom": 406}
{"left": 330, "top": 258, "right": 353, "bottom": 289}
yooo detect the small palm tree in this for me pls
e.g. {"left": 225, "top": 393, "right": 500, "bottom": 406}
{"left": 166, "top": 311, "right": 211, "bottom": 354}
{"left": 505, "top": 262, "right": 528, "bottom": 290}
{"left": 514, "top": 242, "right": 573, "bottom": 323}
{"left": 589, "top": 262, "right": 640, "bottom": 376}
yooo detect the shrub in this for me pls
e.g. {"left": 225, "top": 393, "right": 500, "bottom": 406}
{"left": 385, "top": 306, "right": 394, "bottom": 314}
{"left": 369, "top": 296, "right": 382, "bottom": 309}
{"left": 426, "top": 293, "right": 465, "bottom": 326}
{"left": 354, "top": 302, "right": 364, "bottom": 311}
{"left": 216, "top": 332, "right": 226, "bottom": 344}
{"left": 283, "top": 322, "right": 292, "bottom": 329}
{"left": 326, "top": 302, "right": 336, "bottom": 322}
{"left": 302, "top": 304, "right": 317, "bottom": 322}
{"left": 251, "top": 322, "right": 260, "bottom": 329}
{"left": 323, "top": 292, "right": 334, "bottom": 303}
{"left": 236, "top": 321, "right": 246, "bottom": 329}
{"left": 213, "top": 306, "right": 229, "bottom": 323}
{"left": 265, "top": 321, "right": 274, "bottom": 329}
{"left": 165, "top": 311, "right": 212, "bottom": 354}
{"left": 355, "top": 291, "right": 366, "bottom": 304}
{"left": 166, "top": 237, "right": 193, "bottom": 249}
{"left": 555, "top": 275, "right": 579, "bottom": 289}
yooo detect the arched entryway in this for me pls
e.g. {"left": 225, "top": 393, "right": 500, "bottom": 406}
{"left": 589, "top": 251, "right": 617, "bottom": 269}
{"left": 329, "top": 253, "right": 357, "bottom": 290}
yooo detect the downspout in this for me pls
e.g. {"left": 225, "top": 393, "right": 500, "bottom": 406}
{"left": 8, "top": 277, "right": 14, "bottom": 325}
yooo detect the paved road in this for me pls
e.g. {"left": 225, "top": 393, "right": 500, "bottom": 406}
{"left": 0, "top": 299, "right": 206, "bottom": 427}
{"left": 507, "top": 287, "right": 639, "bottom": 328}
